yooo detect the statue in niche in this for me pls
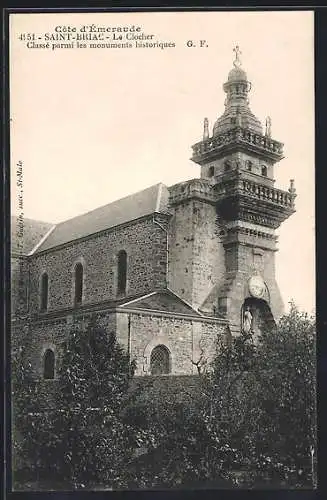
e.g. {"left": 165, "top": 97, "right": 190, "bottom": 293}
{"left": 243, "top": 306, "right": 253, "bottom": 335}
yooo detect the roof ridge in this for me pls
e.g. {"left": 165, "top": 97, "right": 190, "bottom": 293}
{"left": 11, "top": 215, "right": 53, "bottom": 225}
{"left": 53, "top": 182, "right": 166, "bottom": 227}
{"left": 166, "top": 287, "right": 203, "bottom": 316}
{"left": 28, "top": 224, "right": 57, "bottom": 256}
{"left": 118, "top": 291, "right": 158, "bottom": 307}
{"left": 34, "top": 182, "right": 170, "bottom": 253}
{"left": 119, "top": 288, "right": 203, "bottom": 317}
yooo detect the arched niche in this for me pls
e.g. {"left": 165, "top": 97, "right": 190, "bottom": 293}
{"left": 241, "top": 297, "right": 276, "bottom": 340}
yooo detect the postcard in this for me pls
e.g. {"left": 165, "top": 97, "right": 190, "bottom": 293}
{"left": 9, "top": 10, "right": 316, "bottom": 491}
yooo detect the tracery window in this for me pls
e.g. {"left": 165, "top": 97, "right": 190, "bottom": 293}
{"left": 150, "top": 345, "right": 171, "bottom": 375}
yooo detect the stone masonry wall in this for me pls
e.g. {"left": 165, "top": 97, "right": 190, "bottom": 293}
{"left": 27, "top": 217, "right": 168, "bottom": 314}
{"left": 115, "top": 311, "right": 227, "bottom": 376}
{"left": 168, "top": 202, "right": 194, "bottom": 306}
{"left": 200, "top": 152, "right": 274, "bottom": 185}
{"left": 191, "top": 200, "right": 225, "bottom": 309}
{"left": 13, "top": 311, "right": 117, "bottom": 380}
{"left": 13, "top": 309, "right": 227, "bottom": 394}
{"left": 225, "top": 242, "right": 276, "bottom": 275}
{"left": 168, "top": 199, "right": 225, "bottom": 311}
{"left": 220, "top": 241, "right": 284, "bottom": 332}
{"left": 11, "top": 256, "right": 29, "bottom": 317}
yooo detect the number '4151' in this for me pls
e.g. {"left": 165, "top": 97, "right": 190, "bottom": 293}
{"left": 18, "top": 33, "right": 36, "bottom": 41}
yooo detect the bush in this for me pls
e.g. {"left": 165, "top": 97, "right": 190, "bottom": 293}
{"left": 124, "top": 303, "right": 316, "bottom": 489}
{"left": 12, "top": 315, "right": 137, "bottom": 489}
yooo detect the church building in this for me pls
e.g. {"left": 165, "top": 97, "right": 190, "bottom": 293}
{"left": 11, "top": 47, "right": 296, "bottom": 380}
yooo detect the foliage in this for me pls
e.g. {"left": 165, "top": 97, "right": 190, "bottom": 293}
{"left": 126, "top": 302, "right": 316, "bottom": 489}
{"left": 203, "top": 302, "right": 316, "bottom": 487}
{"left": 51, "top": 315, "right": 137, "bottom": 487}
{"left": 11, "top": 329, "right": 44, "bottom": 476}
{"left": 250, "top": 302, "right": 316, "bottom": 486}
{"left": 122, "top": 383, "right": 235, "bottom": 489}
{"left": 12, "top": 315, "right": 137, "bottom": 489}
{"left": 13, "top": 304, "right": 316, "bottom": 489}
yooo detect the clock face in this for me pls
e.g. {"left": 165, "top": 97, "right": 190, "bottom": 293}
{"left": 248, "top": 275, "right": 266, "bottom": 298}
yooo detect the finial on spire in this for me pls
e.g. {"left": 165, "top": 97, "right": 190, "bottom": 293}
{"left": 289, "top": 179, "right": 296, "bottom": 194}
{"left": 265, "top": 116, "right": 272, "bottom": 137}
{"left": 233, "top": 45, "right": 242, "bottom": 68}
{"left": 203, "top": 117, "right": 209, "bottom": 140}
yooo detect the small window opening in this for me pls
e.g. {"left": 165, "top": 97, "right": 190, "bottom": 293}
{"left": 117, "top": 250, "right": 127, "bottom": 295}
{"left": 43, "top": 349, "right": 55, "bottom": 380}
{"left": 40, "top": 273, "right": 48, "bottom": 311}
{"left": 74, "top": 263, "right": 83, "bottom": 304}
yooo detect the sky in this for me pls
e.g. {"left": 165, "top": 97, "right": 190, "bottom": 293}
{"left": 10, "top": 10, "right": 315, "bottom": 313}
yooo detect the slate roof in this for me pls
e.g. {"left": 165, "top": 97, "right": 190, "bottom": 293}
{"left": 35, "top": 183, "right": 170, "bottom": 253}
{"left": 119, "top": 289, "right": 202, "bottom": 317}
{"left": 11, "top": 216, "right": 54, "bottom": 256}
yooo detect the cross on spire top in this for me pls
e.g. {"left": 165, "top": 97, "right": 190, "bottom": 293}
{"left": 233, "top": 45, "right": 242, "bottom": 68}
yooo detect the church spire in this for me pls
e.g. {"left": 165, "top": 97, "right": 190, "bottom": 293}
{"left": 192, "top": 47, "right": 285, "bottom": 166}
{"left": 212, "top": 46, "right": 262, "bottom": 136}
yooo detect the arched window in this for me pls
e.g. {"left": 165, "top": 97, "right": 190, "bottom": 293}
{"left": 74, "top": 262, "right": 83, "bottom": 304}
{"left": 40, "top": 272, "right": 48, "bottom": 311}
{"left": 117, "top": 250, "right": 127, "bottom": 295}
{"left": 261, "top": 165, "right": 267, "bottom": 177}
{"left": 43, "top": 349, "right": 55, "bottom": 380}
{"left": 208, "top": 166, "right": 215, "bottom": 178}
{"left": 150, "top": 345, "right": 171, "bottom": 375}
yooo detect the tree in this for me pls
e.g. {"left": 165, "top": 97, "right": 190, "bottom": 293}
{"left": 121, "top": 333, "right": 251, "bottom": 489}
{"left": 251, "top": 302, "right": 316, "bottom": 486}
{"left": 12, "top": 315, "right": 137, "bottom": 489}
{"left": 121, "top": 375, "right": 236, "bottom": 489}
{"left": 12, "top": 328, "right": 45, "bottom": 481}
{"left": 52, "top": 315, "right": 137, "bottom": 488}
{"left": 127, "top": 303, "right": 316, "bottom": 489}
{"left": 200, "top": 302, "right": 316, "bottom": 487}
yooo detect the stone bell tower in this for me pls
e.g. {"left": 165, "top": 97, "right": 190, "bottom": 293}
{"left": 190, "top": 46, "right": 296, "bottom": 337}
